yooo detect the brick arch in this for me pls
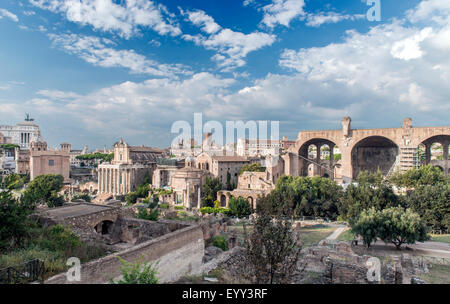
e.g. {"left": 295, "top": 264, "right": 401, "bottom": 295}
{"left": 419, "top": 134, "right": 450, "bottom": 146}
{"left": 291, "top": 136, "right": 340, "bottom": 155}
{"left": 350, "top": 135, "right": 399, "bottom": 179}
{"left": 413, "top": 128, "right": 450, "bottom": 147}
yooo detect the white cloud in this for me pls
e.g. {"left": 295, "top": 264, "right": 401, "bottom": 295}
{"left": 407, "top": 0, "right": 450, "bottom": 24}
{"left": 3, "top": 0, "right": 449, "bottom": 148}
{"left": 185, "top": 9, "right": 221, "bottom": 34}
{"left": 0, "top": 8, "right": 19, "bottom": 22}
{"left": 261, "top": 0, "right": 305, "bottom": 28}
{"left": 279, "top": 10, "right": 450, "bottom": 116}
{"left": 305, "top": 12, "right": 365, "bottom": 27}
{"left": 391, "top": 28, "right": 433, "bottom": 60}
{"left": 29, "top": 0, "right": 181, "bottom": 38}
{"left": 49, "top": 33, "right": 191, "bottom": 77}
{"left": 183, "top": 10, "right": 276, "bottom": 71}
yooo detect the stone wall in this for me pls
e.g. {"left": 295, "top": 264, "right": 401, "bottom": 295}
{"left": 45, "top": 224, "right": 204, "bottom": 284}
{"left": 109, "top": 218, "right": 189, "bottom": 245}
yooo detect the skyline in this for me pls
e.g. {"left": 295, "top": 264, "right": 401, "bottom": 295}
{"left": 1, "top": 0, "right": 449, "bottom": 149}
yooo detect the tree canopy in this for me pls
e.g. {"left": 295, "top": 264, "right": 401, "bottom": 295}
{"left": 202, "top": 176, "right": 223, "bottom": 207}
{"left": 390, "top": 165, "right": 448, "bottom": 188}
{"left": 22, "top": 174, "right": 64, "bottom": 207}
{"left": 273, "top": 175, "right": 343, "bottom": 220}
{"left": 228, "top": 197, "right": 253, "bottom": 218}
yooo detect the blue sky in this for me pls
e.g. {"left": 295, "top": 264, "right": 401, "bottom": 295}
{"left": 0, "top": 0, "right": 449, "bottom": 149}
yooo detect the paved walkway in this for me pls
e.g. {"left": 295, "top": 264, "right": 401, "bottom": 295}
{"left": 326, "top": 226, "right": 348, "bottom": 240}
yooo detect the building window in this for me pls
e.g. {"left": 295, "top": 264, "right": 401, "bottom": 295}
{"left": 48, "top": 159, "right": 54, "bottom": 166}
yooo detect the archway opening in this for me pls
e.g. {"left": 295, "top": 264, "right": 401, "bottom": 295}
{"left": 351, "top": 136, "right": 399, "bottom": 179}
{"left": 220, "top": 194, "right": 227, "bottom": 207}
{"left": 95, "top": 220, "right": 114, "bottom": 235}
{"left": 320, "top": 144, "right": 330, "bottom": 160}
{"left": 307, "top": 144, "right": 317, "bottom": 159}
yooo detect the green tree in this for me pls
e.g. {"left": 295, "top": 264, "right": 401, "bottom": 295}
{"left": 390, "top": 165, "right": 447, "bottom": 188}
{"left": 351, "top": 208, "right": 381, "bottom": 248}
{"left": 136, "top": 207, "right": 159, "bottom": 221}
{"left": 112, "top": 256, "right": 159, "bottom": 284}
{"left": 0, "top": 189, "right": 33, "bottom": 251}
{"left": 202, "top": 176, "right": 223, "bottom": 207}
{"left": 228, "top": 197, "right": 253, "bottom": 218}
{"left": 377, "top": 207, "right": 429, "bottom": 250}
{"left": 340, "top": 171, "right": 401, "bottom": 223}
{"left": 136, "top": 183, "right": 150, "bottom": 198}
{"left": 22, "top": 174, "right": 64, "bottom": 207}
{"left": 273, "top": 175, "right": 343, "bottom": 220}
{"left": 4, "top": 174, "right": 29, "bottom": 190}
{"left": 244, "top": 193, "right": 301, "bottom": 284}
{"left": 403, "top": 184, "right": 449, "bottom": 231}
{"left": 125, "top": 192, "right": 139, "bottom": 205}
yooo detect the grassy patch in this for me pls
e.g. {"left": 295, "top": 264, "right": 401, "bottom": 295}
{"left": 418, "top": 263, "right": 450, "bottom": 284}
{"left": 298, "top": 227, "right": 337, "bottom": 247}
{"left": 336, "top": 229, "right": 355, "bottom": 241}
{"left": 430, "top": 234, "right": 450, "bottom": 244}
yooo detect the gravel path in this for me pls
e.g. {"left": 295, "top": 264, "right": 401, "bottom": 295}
{"left": 325, "top": 226, "right": 348, "bottom": 240}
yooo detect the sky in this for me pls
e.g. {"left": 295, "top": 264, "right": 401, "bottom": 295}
{"left": 0, "top": 0, "right": 449, "bottom": 150}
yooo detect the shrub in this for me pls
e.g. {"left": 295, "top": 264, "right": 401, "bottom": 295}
{"left": 111, "top": 256, "right": 159, "bottom": 284}
{"left": 174, "top": 206, "right": 185, "bottom": 210}
{"left": 213, "top": 236, "right": 228, "bottom": 251}
{"left": 351, "top": 208, "right": 381, "bottom": 248}
{"left": 159, "top": 203, "right": 170, "bottom": 209}
{"left": 228, "top": 197, "right": 252, "bottom": 218}
{"left": 136, "top": 208, "right": 159, "bottom": 221}
{"left": 125, "top": 192, "right": 139, "bottom": 205}
{"left": 377, "top": 207, "right": 429, "bottom": 250}
{"left": 22, "top": 174, "right": 64, "bottom": 207}
{"left": 200, "top": 207, "right": 231, "bottom": 215}
{"left": 0, "top": 189, "right": 33, "bottom": 251}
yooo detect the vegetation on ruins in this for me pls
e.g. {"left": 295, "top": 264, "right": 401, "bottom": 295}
{"left": 0, "top": 221, "right": 106, "bottom": 278}
{"left": 228, "top": 197, "right": 253, "bottom": 218}
{"left": 239, "top": 163, "right": 266, "bottom": 175}
{"left": 351, "top": 207, "right": 429, "bottom": 249}
{"left": 136, "top": 206, "right": 159, "bottom": 221}
{"left": 213, "top": 235, "right": 228, "bottom": 251}
{"left": 22, "top": 174, "right": 65, "bottom": 208}
{"left": 111, "top": 256, "right": 159, "bottom": 284}
{"left": 202, "top": 176, "right": 223, "bottom": 207}
{"left": 75, "top": 152, "right": 114, "bottom": 163}
{"left": 125, "top": 183, "right": 150, "bottom": 205}
{"left": 244, "top": 192, "right": 301, "bottom": 284}
{"left": 0, "top": 144, "right": 19, "bottom": 150}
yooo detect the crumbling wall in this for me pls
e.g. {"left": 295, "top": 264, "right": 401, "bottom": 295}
{"left": 45, "top": 224, "right": 204, "bottom": 284}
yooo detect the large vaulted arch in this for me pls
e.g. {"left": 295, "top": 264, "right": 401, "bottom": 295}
{"left": 351, "top": 136, "right": 399, "bottom": 179}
